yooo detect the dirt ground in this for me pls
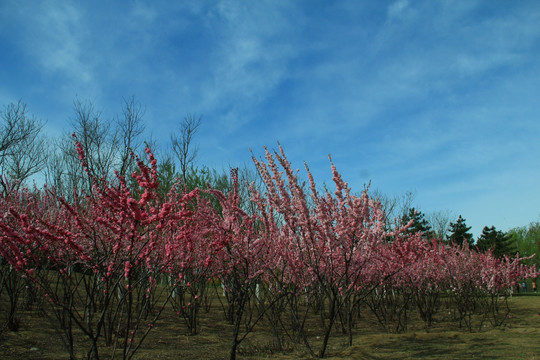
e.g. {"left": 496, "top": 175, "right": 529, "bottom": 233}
{"left": 1, "top": 293, "right": 539, "bottom": 359}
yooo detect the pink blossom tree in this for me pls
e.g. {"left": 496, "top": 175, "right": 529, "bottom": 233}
{"left": 476, "top": 250, "right": 537, "bottom": 326}
{"left": 162, "top": 188, "right": 225, "bottom": 335}
{"left": 204, "top": 169, "right": 280, "bottom": 360}
{"left": 251, "top": 144, "right": 407, "bottom": 357}
{"left": 0, "top": 141, "right": 199, "bottom": 360}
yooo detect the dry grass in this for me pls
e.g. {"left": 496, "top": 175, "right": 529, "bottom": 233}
{"left": 1, "top": 293, "right": 539, "bottom": 359}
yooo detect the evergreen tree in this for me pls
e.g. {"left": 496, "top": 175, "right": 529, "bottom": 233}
{"left": 476, "top": 226, "right": 514, "bottom": 258}
{"left": 447, "top": 215, "right": 474, "bottom": 247}
{"left": 157, "top": 157, "right": 178, "bottom": 198}
{"left": 401, "top": 207, "right": 434, "bottom": 239}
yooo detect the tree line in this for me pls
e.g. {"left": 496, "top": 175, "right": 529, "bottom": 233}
{"left": 1, "top": 98, "right": 539, "bottom": 266}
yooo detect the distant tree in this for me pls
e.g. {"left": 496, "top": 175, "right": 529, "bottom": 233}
{"left": 372, "top": 189, "right": 416, "bottom": 232}
{"left": 45, "top": 97, "right": 146, "bottom": 199}
{"left": 45, "top": 99, "right": 120, "bottom": 197}
{"left": 401, "top": 207, "right": 434, "bottom": 239}
{"left": 447, "top": 215, "right": 474, "bottom": 247}
{"left": 72, "top": 99, "right": 119, "bottom": 184}
{"left": 508, "top": 221, "right": 540, "bottom": 268}
{"left": 116, "top": 96, "right": 146, "bottom": 177}
{"left": 476, "top": 226, "right": 514, "bottom": 258}
{"left": 156, "top": 155, "right": 178, "bottom": 198}
{"left": 171, "top": 113, "right": 202, "bottom": 184}
{"left": 187, "top": 166, "right": 229, "bottom": 192}
{"left": 156, "top": 151, "right": 232, "bottom": 211}
{"left": 0, "top": 101, "right": 46, "bottom": 194}
{"left": 428, "top": 210, "right": 453, "bottom": 242}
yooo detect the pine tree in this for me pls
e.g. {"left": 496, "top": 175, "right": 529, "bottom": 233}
{"left": 401, "top": 207, "right": 434, "bottom": 239}
{"left": 476, "top": 226, "right": 514, "bottom": 258}
{"left": 447, "top": 215, "right": 473, "bottom": 247}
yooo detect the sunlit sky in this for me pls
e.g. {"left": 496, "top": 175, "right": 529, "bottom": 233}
{"left": 1, "top": 1, "right": 540, "bottom": 237}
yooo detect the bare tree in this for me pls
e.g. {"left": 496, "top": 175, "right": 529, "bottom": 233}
{"left": 398, "top": 190, "right": 417, "bottom": 219}
{"left": 372, "top": 189, "right": 416, "bottom": 230}
{"left": 45, "top": 136, "right": 86, "bottom": 200}
{"left": 171, "top": 113, "right": 202, "bottom": 184}
{"left": 371, "top": 189, "right": 399, "bottom": 228}
{"left": 427, "top": 210, "right": 453, "bottom": 242}
{"left": 2, "top": 131, "right": 46, "bottom": 190}
{"left": 116, "top": 96, "right": 146, "bottom": 177}
{"left": 0, "top": 101, "right": 35, "bottom": 155}
{"left": 71, "top": 99, "right": 119, "bottom": 185}
{"left": 0, "top": 101, "right": 46, "bottom": 194}
{"left": 45, "top": 140, "right": 69, "bottom": 197}
{"left": 45, "top": 97, "right": 148, "bottom": 199}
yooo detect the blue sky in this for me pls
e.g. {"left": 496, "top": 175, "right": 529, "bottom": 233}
{"left": 1, "top": 0, "right": 540, "bottom": 237}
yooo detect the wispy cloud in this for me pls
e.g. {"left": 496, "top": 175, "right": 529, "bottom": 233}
{"left": 387, "top": 0, "right": 412, "bottom": 21}
{"left": 7, "top": 2, "right": 94, "bottom": 86}
{"left": 197, "top": 2, "right": 298, "bottom": 125}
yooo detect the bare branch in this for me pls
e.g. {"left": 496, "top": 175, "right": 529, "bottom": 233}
{"left": 0, "top": 101, "right": 45, "bottom": 194}
{"left": 116, "top": 96, "right": 146, "bottom": 177}
{"left": 427, "top": 210, "right": 453, "bottom": 241}
{"left": 171, "top": 113, "right": 202, "bottom": 183}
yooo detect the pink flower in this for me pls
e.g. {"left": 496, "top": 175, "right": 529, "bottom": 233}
{"left": 124, "top": 261, "right": 132, "bottom": 279}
